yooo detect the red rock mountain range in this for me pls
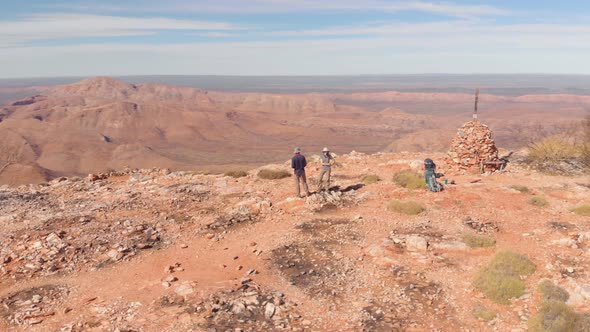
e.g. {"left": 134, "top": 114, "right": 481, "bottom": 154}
{"left": 0, "top": 77, "right": 588, "bottom": 185}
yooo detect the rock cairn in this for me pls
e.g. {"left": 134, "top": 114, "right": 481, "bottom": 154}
{"left": 445, "top": 121, "right": 499, "bottom": 172}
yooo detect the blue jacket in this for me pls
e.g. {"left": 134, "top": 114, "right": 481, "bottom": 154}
{"left": 291, "top": 154, "right": 307, "bottom": 175}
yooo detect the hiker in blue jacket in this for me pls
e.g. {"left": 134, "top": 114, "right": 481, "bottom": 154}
{"left": 291, "top": 147, "right": 310, "bottom": 197}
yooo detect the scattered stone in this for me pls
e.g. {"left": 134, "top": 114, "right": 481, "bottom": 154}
{"left": 164, "top": 276, "right": 178, "bottom": 283}
{"left": 196, "top": 280, "right": 305, "bottom": 331}
{"left": 406, "top": 235, "right": 428, "bottom": 252}
{"left": 174, "top": 282, "right": 194, "bottom": 296}
{"left": 265, "top": 302, "right": 276, "bottom": 319}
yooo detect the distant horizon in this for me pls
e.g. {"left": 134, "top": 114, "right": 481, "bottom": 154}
{"left": 5, "top": 73, "right": 590, "bottom": 80}
{"left": 3, "top": 73, "right": 590, "bottom": 96}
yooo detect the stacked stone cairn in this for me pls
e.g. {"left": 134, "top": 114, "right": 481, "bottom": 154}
{"left": 445, "top": 120, "right": 500, "bottom": 172}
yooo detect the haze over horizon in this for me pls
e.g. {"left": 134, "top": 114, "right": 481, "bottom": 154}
{"left": 2, "top": 0, "right": 590, "bottom": 78}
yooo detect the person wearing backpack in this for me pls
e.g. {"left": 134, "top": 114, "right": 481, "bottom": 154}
{"left": 424, "top": 158, "right": 444, "bottom": 192}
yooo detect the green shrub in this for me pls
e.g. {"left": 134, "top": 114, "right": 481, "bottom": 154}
{"left": 257, "top": 169, "right": 291, "bottom": 180}
{"left": 529, "top": 196, "right": 549, "bottom": 207}
{"left": 510, "top": 185, "right": 530, "bottom": 193}
{"left": 224, "top": 170, "right": 248, "bottom": 178}
{"left": 538, "top": 280, "right": 569, "bottom": 303}
{"left": 387, "top": 200, "right": 425, "bottom": 215}
{"left": 474, "top": 251, "right": 536, "bottom": 304}
{"left": 361, "top": 174, "right": 381, "bottom": 184}
{"left": 528, "top": 301, "right": 586, "bottom": 332}
{"left": 571, "top": 203, "right": 590, "bottom": 216}
{"left": 463, "top": 234, "right": 496, "bottom": 248}
{"left": 393, "top": 170, "right": 426, "bottom": 190}
{"left": 472, "top": 304, "right": 496, "bottom": 321}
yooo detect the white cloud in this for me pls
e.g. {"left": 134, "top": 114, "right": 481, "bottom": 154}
{"left": 0, "top": 13, "right": 246, "bottom": 46}
{"left": 1, "top": 26, "right": 590, "bottom": 78}
{"left": 45, "top": 0, "right": 509, "bottom": 17}
{"left": 269, "top": 21, "right": 590, "bottom": 38}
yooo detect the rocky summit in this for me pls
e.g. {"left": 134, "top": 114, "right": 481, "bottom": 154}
{"left": 0, "top": 151, "right": 590, "bottom": 331}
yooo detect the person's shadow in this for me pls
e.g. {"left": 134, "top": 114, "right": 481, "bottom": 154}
{"left": 308, "top": 184, "right": 365, "bottom": 196}
{"left": 329, "top": 184, "right": 365, "bottom": 192}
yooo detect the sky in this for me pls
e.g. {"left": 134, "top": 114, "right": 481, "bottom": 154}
{"left": 2, "top": 0, "right": 590, "bottom": 78}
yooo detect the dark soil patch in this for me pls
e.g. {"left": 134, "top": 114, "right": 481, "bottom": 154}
{"left": 464, "top": 217, "right": 499, "bottom": 233}
{"left": 0, "top": 284, "right": 69, "bottom": 326}
{"left": 272, "top": 218, "right": 362, "bottom": 297}
{"left": 548, "top": 221, "right": 575, "bottom": 231}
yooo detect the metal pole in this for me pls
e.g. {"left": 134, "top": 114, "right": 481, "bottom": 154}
{"left": 473, "top": 88, "right": 479, "bottom": 120}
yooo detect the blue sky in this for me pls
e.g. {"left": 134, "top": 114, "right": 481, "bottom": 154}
{"left": 1, "top": 0, "right": 590, "bottom": 77}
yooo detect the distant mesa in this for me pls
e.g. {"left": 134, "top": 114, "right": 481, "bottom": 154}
{"left": 49, "top": 76, "right": 138, "bottom": 99}
{"left": 0, "top": 76, "right": 588, "bottom": 185}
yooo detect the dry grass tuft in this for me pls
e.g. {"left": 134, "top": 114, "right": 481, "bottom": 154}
{"left": 224, "top": 170, "right": 248, "bottom": 178}
{"left": 463, "top": 234, "right": 496, "bottom": 248}
{"left": 510, "top": 185, "right": 530, "bottom": 193}
{"left": 538, "top": 280, "right": 569, "bottom": 303}
{"left": 528, "top": 136, "right": 579, "bottom": 163}
{"left": 474, "top": 251, "right": 536, "bottom": 304}
{"left": 526, "top": 136, "right": 587, "bottom": 175}
{"left": 571, "top": 203, "right": 590, "bottom": 216}
{"left": 257, "top": 169, "right": 291, "bottom": 180}
{"left": 529, "top": 196, "right": 549, "bottom": 207}
{"left": 472, "top": 304, "right": 496, "bottom": 321}
{"left": 393, "top": 170, "right": 426, "bottom": 190}
{"left": 528, "top": 301, "right": 590, "bottom": 332}
{"left": 360, "top": 174, "right": 381, "bottom": 184}
{"left": 387, "top": 200, "right": 425, "bottom": 215}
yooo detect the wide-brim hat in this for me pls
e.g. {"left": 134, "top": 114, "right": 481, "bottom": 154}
{"left": 294, "top": 147, "right": 301, "bottom": 153}
{"left": 322, "top": 147, "right": 329, "bottom": 152}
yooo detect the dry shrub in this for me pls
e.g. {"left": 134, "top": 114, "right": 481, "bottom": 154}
{"left": 582, "top": 144, "right": 590, "bottom": 168}
{"left": 528, "top": 301, "right": 590, "bottom": 332}
{"left": 258, "top": 169, "right": 291, "bottom": 180}
{"left": 527, "top": 136, "right": 586, "bottom": 175}
{"left": 510, "top": 185, "right": 530, "bottom": 193}
{"left": 529, "top": 279, "right": 589, "bottom": 332}
{"left": 224, "top": 170, "right": 248, "bottom": 178}
{"left": 529, "top": 196, "right": 549, "bottom": 208}
{"left": 472, "top": 304, "right": 496, "bottom": 321}
{"left": 528, "top": 136, "right": 579, "bottom": 163}
{"left": 474, "top": 251, "right": 536, "bottom": 304}
{"left": 583, "top": 115, "right": 590, "bottom": 167}
{"left": 571, "top": 203, "right": 590, "bottom": 217}
{"left": 538, "top": 280, "right": 569, "bottom": 303}
{"left": 393, "top": 170, "right": 426, "bottom": 190}
{"left": 463, "top": 234, "right": 496, "bottom": 248}
{"left": 361, "top": 174, "right": 381, "bottom": 184}
{"left": 387, "top": 200, "right": 425, "bottom": 215}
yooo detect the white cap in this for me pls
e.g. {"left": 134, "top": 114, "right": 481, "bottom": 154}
{"left": 322, "top": 147, "right": 329, "bottom": 152}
